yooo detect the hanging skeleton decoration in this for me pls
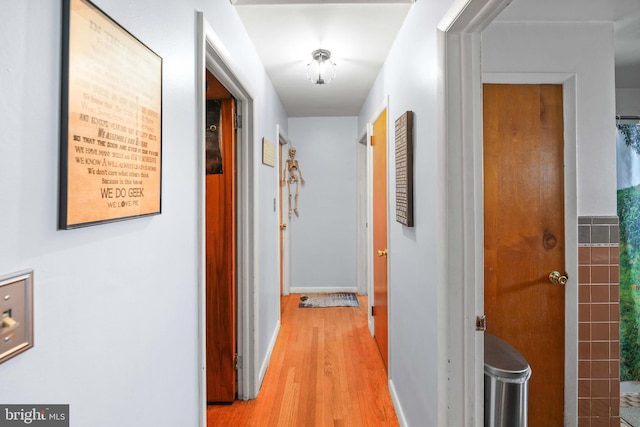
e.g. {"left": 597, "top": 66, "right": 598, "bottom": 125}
{"left": 282, "top": 147, "right": 305, "bottom": 217}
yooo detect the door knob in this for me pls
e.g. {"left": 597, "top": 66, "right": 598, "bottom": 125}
{"left": 280, "top": 223, "right": 287, "bottom": 230}
{"left": 548, "top": 271, "right": 568, "bottom": 286}
{"left": 377, "top": 249, "right": 388, "bottom": 257}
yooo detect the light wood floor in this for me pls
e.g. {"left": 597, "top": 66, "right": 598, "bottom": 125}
{"left": 207, "top": 294, "right": 400, "bottom": 427}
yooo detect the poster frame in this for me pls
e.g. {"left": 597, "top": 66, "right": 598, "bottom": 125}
{"left": 59, "top": 0, "right": 162, "bottom": 229}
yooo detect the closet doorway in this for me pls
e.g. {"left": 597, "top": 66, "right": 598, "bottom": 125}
{"left": 205, "top": 70, "right": 237, "bottom": 403}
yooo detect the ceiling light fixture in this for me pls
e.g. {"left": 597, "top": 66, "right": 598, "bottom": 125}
{"left": 307, "top": 49, "right": 336, "bottom": 85}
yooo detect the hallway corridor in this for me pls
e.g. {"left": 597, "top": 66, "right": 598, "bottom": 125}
{"left": 207, "top": 294, "right": 399, "bottom": 426}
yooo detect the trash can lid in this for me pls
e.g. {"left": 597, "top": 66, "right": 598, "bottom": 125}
{"left": 484, "top": 333, "right": 531, "bottom": 380}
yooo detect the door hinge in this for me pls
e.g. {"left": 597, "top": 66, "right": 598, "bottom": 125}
{"left": 234, "top": 354, "right": 241, "bottom": 370}
{"left": 371, "top": 306, "right": 375, "bottom": 317}
{"left": 235, "top": 114, "right": 242, "bottom": 130}
{"left": 476, "top": 315, "right": 487, "bottom": 331}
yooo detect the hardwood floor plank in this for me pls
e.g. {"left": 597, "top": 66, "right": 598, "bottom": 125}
{"left": 277, "top": 368, "right": 300, "bottom": 426}
{"left": 207, "top": 294, "right": 400, "bottom": 427}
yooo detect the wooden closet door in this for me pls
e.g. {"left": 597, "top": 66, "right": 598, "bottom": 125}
{"left": 484, "top": 84, "right": 565, "bottom": 425}
{"left": 206, "top": 95, "right": 236, "bottom": 403}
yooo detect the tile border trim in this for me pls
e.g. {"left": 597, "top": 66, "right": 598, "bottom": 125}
{"left": 578, "top": 216, "right": 619, "bottom": 247}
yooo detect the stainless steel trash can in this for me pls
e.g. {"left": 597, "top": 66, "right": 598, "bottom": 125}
{"left": 484, "top": 333, "right": 532, "bottom": 427}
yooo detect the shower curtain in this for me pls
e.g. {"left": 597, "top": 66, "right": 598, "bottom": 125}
{"left": 617, "top": 120, "right": 640, "bottom": 381}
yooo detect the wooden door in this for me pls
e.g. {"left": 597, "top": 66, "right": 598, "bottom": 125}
{"left": 206, "top": 72, "right": 236, "bottom": 403}
{"left": 372, "top": 109, "right": 389, "bottom": 370}
{"left": 483, "top": 84, "right": 565, "bottom": 425}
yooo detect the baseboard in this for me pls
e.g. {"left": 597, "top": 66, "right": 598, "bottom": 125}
{"left": 389, "top": 378, "right": 409, "bottom": 427}
{"left": 258, "top": 319, "right": 280, "bottom": 386}
{"left": 290, "top": 286, "right": 358, "bottom": 294}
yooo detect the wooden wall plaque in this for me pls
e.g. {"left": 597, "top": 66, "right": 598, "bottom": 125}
{"left": 60, "top": 0, "right": 162, "bottom": 229}
{"left": 395, "top": 111, "right": 414, "bottom": 227}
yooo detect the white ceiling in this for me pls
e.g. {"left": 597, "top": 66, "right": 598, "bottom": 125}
{"left": 235, "top": 2, "right": 411, "bottom": 117}
{"left": 234, "top": 0, "right": 640, "bottom": 118}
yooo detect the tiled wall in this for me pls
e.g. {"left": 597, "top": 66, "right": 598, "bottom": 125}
{"left": 578, "top": 216, "right": 620, "bottom": 427}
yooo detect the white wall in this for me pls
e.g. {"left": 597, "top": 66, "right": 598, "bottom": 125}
{"left": 616, "top": 89, "right": 640, "bottom": 193}
{"left": 482, "top": 22, "right": 617, "bottom": 216}
{"left": 0, "top": 1, "right": 286, "bottom": 426}
{"left": 358, "top": 0, "right": 454, "bottom": 425}
{"left": 617, "top": 65, "right": 640, "bottom": 90}
{"left": 287, "top": 117, "right": 358, "bottom": 291}
{"left": 617, "top": 88, "right": 640, "bottom": 115}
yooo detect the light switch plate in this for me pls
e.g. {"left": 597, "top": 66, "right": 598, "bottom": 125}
{"left": 0, "top": 269, "right": 34, "bottom": 364}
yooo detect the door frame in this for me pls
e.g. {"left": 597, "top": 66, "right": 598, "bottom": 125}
{"left": 437, "top": 0, "right": 515, "bottom": 425}
{"left": 197, "top": 13, "right": 258, "bottom": 425}
{"left": 356, "top": 129, "right": 370, "bottom": 297}
{"left": 278, "top": 125, "right": 291, "bottom": 297}
{"left": 483, "top": 74, "right": 579, "bottom": 424}
{"left": 363, "top": 99, "right": 388, "bottom": 340}
{"left": 438, "top": 1, "right": 579, "bottom": 425}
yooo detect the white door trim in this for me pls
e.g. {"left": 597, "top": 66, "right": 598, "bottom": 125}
{"left": 278, "top": 125, "right": 291, "bottom": 296}
{"left": 196, "top": 13, "right": 259, "bottom": 427}
{"left": 356, "top": 130, "right": 369, "bottom": 297}
{"left": 358, "top": 123, "right": 375, "bottom": 336}
{"left": 483, "top": 73, "right": 579, "bottom": 426}
{"left": 436, "top": 1, "right": 511, "bottom": 425}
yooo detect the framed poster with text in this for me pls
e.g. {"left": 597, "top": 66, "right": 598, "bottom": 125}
{"left": 60, "top": 0, "right": 162, "bottom": 229}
